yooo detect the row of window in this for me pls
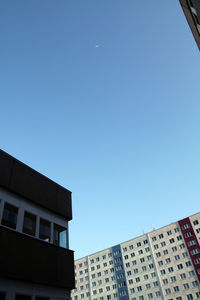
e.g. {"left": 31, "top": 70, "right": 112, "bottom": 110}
{"left": 151, "top": 228, "right": 180, "bottom": 242}
{"left": 0, "top": 201, "right": 67, "bottom": 248}
{"left": 0, "top": 293, "right": 49, "bottom": 300}
{"left": 123, "top": 240, "right": 148, "bottom": 252}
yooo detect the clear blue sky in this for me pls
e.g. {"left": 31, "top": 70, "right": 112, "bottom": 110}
{"left": 0, "top": 0, "right": 200, "bottom": 259}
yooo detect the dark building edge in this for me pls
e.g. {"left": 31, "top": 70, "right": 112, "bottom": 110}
{"left": 0, "top": 149, "right": 72, "bottom": 220}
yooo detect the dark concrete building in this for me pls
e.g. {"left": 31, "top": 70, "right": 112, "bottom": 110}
{"left": 180, "top": 0, "right": 200, "bottom": 50}
{"left": 0, "top": 150, "right": 75, "bottom": 300}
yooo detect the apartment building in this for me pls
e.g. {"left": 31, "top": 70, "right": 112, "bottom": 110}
{"left": 180, "top": 0, "right": 200, "bottom": 50}
{"left": 72, "top": 213, "right": 200, "bottom": 300}
{"left": 0, "top": 149, "right": 75, "bottom": 300}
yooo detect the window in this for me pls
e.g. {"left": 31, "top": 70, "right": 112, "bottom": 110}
{"left": 185, "top": 261, "right": 191, "bottom": 267}
{"left": 123, "top": 247, "right": 127, "bottom": 252}
{"left": 195, "top": 258, "right": 200, "bottom": 264}
{"left": 39, "top": 218, "right": 50, "bottom": 242}
{"left": 145, "top": 247, "right": 150, "bottom": 252}
{"left": 135, "top": 277, "right": 140, "bottom": 282}
{"left": 196, "top": 292, "right": 200, "bottom": 298}
{"left": 154, "top": 244, "right": 159, "bottom": 249}
{"left": 99, "top": 289, "right": 103, "bottom": 293}
{"left": 131, "top": 252, "right": 135, "bottom": 257}
{"left": 81, "top": 294, "right": 84, "bottom": 299}
{"left": 129, "top": 279, "right": 133, "bottom": 284}
{"left": 129, "top": 245, "right": 134, "bottom": 250}
{"left": 146, "top": 284, "right": 151, "bottom": 289}
{"left": 189, "top": 270, "right": 195, "bottom": 277}
{"left": 156, "top": 252, "right": 161, "bottom": 258}
{"left": 23, "top": 211, "right": 36, "bottom": 236}
{"left": 166, "top": 258, "right": 171, "bottom": 264}
{"left": 134, "top": 268, "right": 138, "bottom": 274}
{"left": 177, "top": 235, "right": 182, "bottom": 240}
{"left": 177, "top": 264, "right": 183, "bottom": 270}
{"left": 158, "top": 260, "right": 163, "bottom": 266}
{"left": 165, "top": 288, "right": 171, "bottom": 295}
{"left": 182, "top": 252, "right": 188, "bottom": 258}
{"left": 137, "top": 286, "right": 142, "bottom": 292}
{"left": 15, "top": 296, "right": 32, "bottom": 300}
{"left": 169, "top": 238, "right": 175, "bottom": 244}
{"left": 174, "top": 227, "right": 179, "bottom": 233}
{"left": 182, "top": 224, "right": 190, "bottom": 230}
{"left": 127, "top": 271, "right": 131, "bottom": 276}
{"left": 148, "top": 293, "right": 153, "bottom": 299}
{"left": 188, "top": 240, "right": 196, "bottom": 246}
{"left": 106, "top": 286, "right": 110, "bottom": 291}
{"left": 180, "top": 273, "right": 186, "bottom": 279}
{"left": 161, "top": 269, "right": 166, "bottom": 275}
{"left": 185, "top": 232, "right": 193, "bottom": 238}
{"left": 187, "top": 294, "right": 193, "bottom": 300}
{"left": 137, "top": 242, "right": 141, "bottom": 247}
{"left": 151, "top": 272, "right": 156, "bottom": 277}
{"left": 171, "top": 276, "right": 176, "bottom": 282}
{"left": 163, "top": 279, "right": 168, "bottom": 285}
{"left": 153, "top": 281, "right": 158, "bottom": 287}
{"left": 139, "top": 297, "right": 144, "bottom": 300}
{"left": 147, "top": 255, "right": 151, "bottom": 260}
{"left": 144, "top": 239, "right": 148, "bottom": 244}
{"left": 180, "top": 243, "right": 185, "bottom": 249}
{"left": 109, "top": 260, "right": 113, "bottom": 265}
{"left": 172, "top": 246, "right": 177, "bottom": 252}
{"left": 96, "top": 257, "right": 99, "bottom": 262}
{"left": 132, "top": 260, "right": 137, "bottom": 265}
{"left": 142, "top": 266, "right": 146, "bottom": 271}
{"left": 138, "top": 250, "right": 143, "bottom": 255}
{"left": 168, "top": 267, "right": 173, "bottom": 273}
{"left": 124, "top": 255, "right": 128, "bottom": 260}
{"left": 53, "top": 223, "right": 67, "bottom": 248}
{"left": 159, "top": 233, "right": 164, "bottom": 239}
{"left": 193, "top": 220, "right": 199, "bottom": 225}
{"left": 130, "top": 288, "right": 135, "bottom": 294}
{"left": 167, "top": 230, "right": 172, "bottom": 235}
{"left": 184, "top": 283, "right": 189, "bottom": 289}
{"left": 0, "top": 293, "right": 6, "bottom": 300}
{"left": 156, "top": 291, "right": 161, "bottom": 297}
{"left": 174, "top": 286, "right": 179, "bottom": 292}
{"left": 161, "top": 241, "right": 166, "bottom": 247}
{"left": 103, "top": 263, "right": 107, "bottom": 267}
{"left": 144, "top": 274, "right": 149, "bottom": 280}
{"left": 2, "top": 203, "right": 18, "bottom": 229}
{"left": 191, "top": 248, "right": 200, "bottom": 255}
{"left": 192, "top": 280, "right": 198, "bottom": 287}
{"left": 140, "top": 258, "right": 145, "bottom": 263}
{"left": 152, "top": 236, "right": 157, "bottom": 241}
{"left": 163, "top": 249, "right": 168, "bottom": 255}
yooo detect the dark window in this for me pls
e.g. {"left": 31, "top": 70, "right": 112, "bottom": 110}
{"left": 23, "top": 211, "right": 36, "bottom": 236}
{"left": 2, "top": 203, "right": 18, "bottom": 229}
{"left": 53, "top": 223, "right": 67, "bottom": 248}
{"left": 39, "top": 218, "right": 50, "bottom": 242}
{"left": 0, "top": 293, "right": 6, "bottom": 300}
{"left": 36, "top": 298, "right": 49, "bottom": 300}
{"left": 15, "top": 295, "right": 31, "bottom": 300}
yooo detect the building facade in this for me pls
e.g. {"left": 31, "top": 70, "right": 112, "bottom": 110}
{"left": 72, "top": 213, "right": 200, "bottom": 300}
{"left": 180, "top": 0, "right": 200, "bottom": 50}
{"left": 0, "top": 150, "right": 75, "bottom": 300}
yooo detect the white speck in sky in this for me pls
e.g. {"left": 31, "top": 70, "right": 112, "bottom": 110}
{"left": 95, "top": 44, "right": 100, "bottom": 48}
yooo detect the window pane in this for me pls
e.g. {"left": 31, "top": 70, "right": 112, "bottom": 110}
{"left": 23, "top": 212, "right": 36, "bottom": 236}
{"left": 39, "top": 218, "right": 50, "bottom": 242}
{"left": 1, "top": 203, "right": 18, "bottom": 229}
{"left": 15, "top": 295, "right": 31, "bottom": 300}
{"left": 0, "top": 293, "right": 6, "bottom": 300}
{"left": 53, "top": 223, "right": 67, "bottom": 248}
